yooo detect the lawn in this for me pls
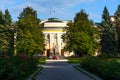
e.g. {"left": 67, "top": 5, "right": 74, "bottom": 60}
{"left": 67, "top": 57, "right": 82, "bottom": 64}
{"left": 38, "top": 57, "right": 47, "bottom": 64}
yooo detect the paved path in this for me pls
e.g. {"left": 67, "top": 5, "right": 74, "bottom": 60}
{"left": 34, "top": 59, "right": 93, "bottom": 80}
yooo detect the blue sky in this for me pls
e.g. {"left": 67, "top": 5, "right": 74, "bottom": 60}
{"left": 0, "top": 0, "right": 119, "bottom": 22}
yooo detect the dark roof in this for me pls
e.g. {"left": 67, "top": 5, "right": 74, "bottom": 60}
{"left": 48, "top": 18, "right": 62, "bottom": 22}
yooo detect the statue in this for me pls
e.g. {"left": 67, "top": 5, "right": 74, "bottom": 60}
{"left": 55, "top": 43, "right": 59, "bottom": 55}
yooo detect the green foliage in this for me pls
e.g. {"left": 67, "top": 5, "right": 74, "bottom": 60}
{"left": 0, "top": 54, "right": 39, "bottom": 80}
{"left": 80, "top": 56, "right": 120, "bottom": 80}
{"left": 4, "top": 9, "right": 12, "bottom": 25}
{"left": 38, "top": 57, "right": 46, "bottom": 64}
{"left": 0, "top": 9, "right": 14, "bottom": 54}
{"left": 80, "top": 56, "right": 100, "bottom": 73}
{"left": 17, "top": 6, "right": 44, "bottom": 55}
{"left": 63, "top": 10, "right": 99, "bottom": 56}
{"left": 0, "top": 25, "right": 13, "bottom": 53}
{"left": 100, "top": 6, "right": 116, "bottom": 57}
{"left": 67, "top": 57, "right": 82, "bottom": 64}
{"left": 0, "top": 11, "right": 5, "bottom": 25}
{"left": 115, "top": 5, "right": 120, "bottom": 56}
{"left": 18, "top": 7, "right": 37, "bottom": 20}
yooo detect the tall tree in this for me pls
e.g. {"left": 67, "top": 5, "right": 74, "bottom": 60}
{"left": 17, "top": 6, "right": 44, "bottom": 55}
{"left": 4, "top": 9, "right": 12, "bottom": 25}
{"left": 0, "top": 10, "right": 13, "bottom": 54}
{"left": 115, "top": 5, "right": 120, "bottom": 56}
{"left": 0, "top": 25, "right": 8, "bottom": 52}
{"left": 100, "top": 6, "right": 116, "bottom": 57}
{"left": 63, "top": 10, "right": 99, "bottom": 56}
{"left": 4, "top": 9, "right": 14, "bottom": 54}
{"left": 0, "top": 11, "right": 5, "bottom": 25}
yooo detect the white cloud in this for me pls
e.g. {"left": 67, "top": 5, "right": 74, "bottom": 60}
{"left": 30, "top": 0, "right": 95, "bottom": 8}
{"left": 0, "top": 0, "right": 96, "bottom": 21}
{"left": 0, "top": 0, "right": 15, "bottom": 5}
{"left": 29, "top": 0, "right": 95, "bottom": 20}
{"left": 0, "top": 0, "right": 15, "bottom": 10}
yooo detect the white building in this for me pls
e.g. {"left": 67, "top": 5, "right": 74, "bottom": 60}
{"left": 41, "top": 18, "right": 74, "bottom": 57}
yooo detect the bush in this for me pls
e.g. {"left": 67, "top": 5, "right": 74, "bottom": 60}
{"left": 38, "top": 57, "right": 46, "bottom": 64}
{"left": 98, "top": 60, "right": 120, "bottom": 80}
{"left": 81, "top": 56, "right": 100, "bottom": 73}
{"left": 0, "top": 53, "right": 39, "bottom": 80}
{"left": 67, "top": 57, "right": 82, "bottom": 64}
{"left": 80, "top": 56, "right": 120, "bottom": 80}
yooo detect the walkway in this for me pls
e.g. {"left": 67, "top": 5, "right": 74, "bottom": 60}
{"left": 34, "top": 59, "right": 93, "bottom": 80}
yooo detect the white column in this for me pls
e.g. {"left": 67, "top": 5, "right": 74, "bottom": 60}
{"left": 50, "top": 33, "right": 54, "bottom": 53}
{"left": 57, "top": 33, "right": 61, "bottom": 55}
{"left": 44, "top": 33, "right": 48, "bottom": 56}
{"left": 44, "top": 33, "right": 47, "bottom": 43}
{"left": 45, "top": 33, "right": 50, "bottom": 50}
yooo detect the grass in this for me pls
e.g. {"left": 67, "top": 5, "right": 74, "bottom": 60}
{"left": 116, "top": 58, "right": 120, "bottom": 63}
{"left": 38, "top": 57, "right": 47, "bottom": 64}
{"left": 67, "top": 57, "right": 82, "bottom": 64}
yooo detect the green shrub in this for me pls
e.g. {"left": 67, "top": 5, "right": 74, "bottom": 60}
{"left": 81, "top": 56, "right": 100, "bottom": 73}
{"left": 80, "top": 56, "right": 120, "bottom": 80}
{"left": 98, "top": 60, "right": 120, "bottom": 80}
{"left": 38, "top": 57, "right": 46, "bottom": 64}
{"left": 0, "top": 54, "right": 39, "bottom": 80}
{"left": 67, "top": 57, "right": 82, "bottom": 64}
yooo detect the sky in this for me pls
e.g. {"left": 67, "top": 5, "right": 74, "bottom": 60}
{"left": 0, "top": 0, "right": 119, "bottom": 22}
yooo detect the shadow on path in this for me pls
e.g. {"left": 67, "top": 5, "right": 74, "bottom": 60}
{"left": 34, "top": 59, "right": 93, "bottom": 80}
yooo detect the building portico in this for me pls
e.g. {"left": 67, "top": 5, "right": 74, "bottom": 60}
{"left": 44, "top": 32, "right": 64, "bottom": 56}
{"left": 41, "top": 18, "right": 74, "bottom": 57}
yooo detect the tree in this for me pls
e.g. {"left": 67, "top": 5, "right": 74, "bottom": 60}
{"left": 0, "top": 11, "right": 5, "bottom": 25}
{"left": 4, "top": 9, "right": 14, "bottom": 54}
{"left": 0, "top": 9, "right": 13, "bottom": 54}
{"left": 63, "top": 10, "right": 99, "bottom": 56}
{"left": 17, "top": 6, "right": 44, "bottom": 55}
{"left": 115, "top": 5, "right": 120, "bottom": 56}
{"left": 100, "top": 6, "right": 116, "bottom": 57}
{"left": 4, "top": 9, "right": 12, "bottom": 25}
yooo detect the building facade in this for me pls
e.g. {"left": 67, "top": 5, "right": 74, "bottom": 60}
{"left": 41, "top": 18, "right": 74, "bottom": 57}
